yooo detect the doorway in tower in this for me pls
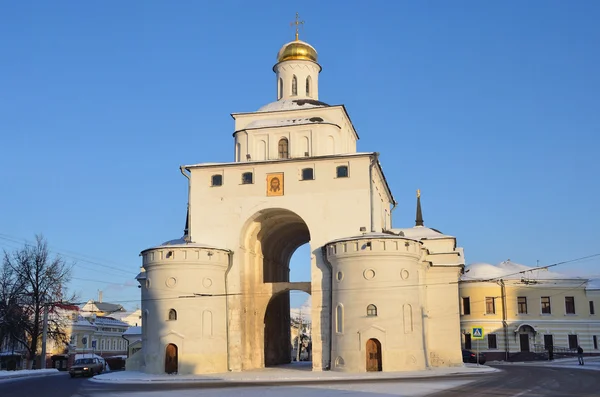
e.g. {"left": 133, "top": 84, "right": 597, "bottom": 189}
{"left": 240, "top": 208, "right": 316, "bottom": 370}
{"left": 164, "top": 343, "right": 178, "bottom": 374}
{"left": 366, "top": 338, "right": 382, "bottom": 372}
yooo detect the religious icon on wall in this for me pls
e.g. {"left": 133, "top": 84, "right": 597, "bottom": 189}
{"left": 266, "top": 173, "right": 284, "bottom": 197}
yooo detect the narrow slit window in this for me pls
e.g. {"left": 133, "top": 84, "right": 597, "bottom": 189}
{"left": 301, "top": 168, "right": 314, "bottom": 180}
{"left": 211, "top": 174, "right": 223, "bottom": 186}
{"left": 242, "top": 172, "right": 253, "bottom": 184}
{"left": 336, "top": 304, "right": 343, "bottom": 333}
{"left": 278, "top": 78, "right": 283, "bottom": 100}
{"left": 336, "top": 165, "right": 349, "bottom": 178}
{"left": 306, "top": 76, "right": 311, "bottom": 96}
{"left": 278, "top": 138, "right": 289, "bottom": 159}
{"left": 292, "top": 75, "right": 297, "bottom": 96}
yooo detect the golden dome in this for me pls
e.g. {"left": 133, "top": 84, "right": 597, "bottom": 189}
{"left": 277, "top": 39, "right": 318, "bottom": 63}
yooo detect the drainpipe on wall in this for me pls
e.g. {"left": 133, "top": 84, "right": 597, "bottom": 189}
{"left": 320, "top": 246, "right": 333, "bottom": 371}
{"left": 368, "top": 154, "right": 379, "bottom": 233}
{"left": 122, "top": 335, "right": 130, "bottom": 359}
{"left": 500, "top": 279, "right": 509, "bottom": 361}
{"left": 224, "top": 251, "right": 234, "bottom": 372}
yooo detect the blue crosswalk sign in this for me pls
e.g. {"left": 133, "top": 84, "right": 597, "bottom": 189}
{"left": 472, "top": 327, "right": 484, "bottom": 340}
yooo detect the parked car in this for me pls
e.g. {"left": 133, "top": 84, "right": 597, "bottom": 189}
{"left": 69, "top": 357, "right": 104, "bottom": 378}
{"left": 462, "top": 349, "right": 486, "bottom": 365}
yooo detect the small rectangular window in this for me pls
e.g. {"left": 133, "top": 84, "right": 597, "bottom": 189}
{"left": 242, "top": 172, "right": 253, "bottom": 184}
{"left": 211, "top": 174, "right": 223, "bottom": 186}
{"left": 517, "top": 297, "right": 528, "bottom": 314}
{"left": 590, "top": 301, "right": 595, "bottom": 315}
{"left": 462, "top": 297, "right": 471, "bottom": 315}
{"left": 594, "top": 335, "right": 598, "bottom": 349}
{"left": 568, "top": 334, "right": 578, "bottom": 349}
{"left": 336, "top": 165, "right": 349, "bottom": 178}
{"left": 301, "top": 168, "right": 314, "bottom": 180}
{"left": 565, "top": 297, "right": 575, "bottom": 314}
{"left": 464, "top": 333, "right": 472, "bottom": 350}
{"left": 541, "top": 296, "right": 551, "bottom": 314}
{"left": 485, "top": 297, "right": 496, "bottom": 314}
{"left": 488, "top": 334, "right": 497, "bottom": 349}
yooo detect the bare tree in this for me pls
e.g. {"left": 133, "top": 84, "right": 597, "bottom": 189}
{"left": 0, "top": 263, "right": 26, "bottom": 352}
{"left": 2, "top": 235, "right": 76, "bottom": 368}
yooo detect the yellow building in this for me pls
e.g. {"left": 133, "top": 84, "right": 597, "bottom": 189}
{"left": 459, "top": 261, "right": 600, "bottom": 361}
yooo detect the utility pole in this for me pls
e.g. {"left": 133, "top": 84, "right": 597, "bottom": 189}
{"left": 40, "top": 302, "right": 49, "bottom": 369}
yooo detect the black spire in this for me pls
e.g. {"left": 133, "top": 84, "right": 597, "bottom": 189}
{"left": 415, "top": 189, "right": 424, "bottom": 227}
{"left": 183, "top": 205, "right": 190, "bottom": 241}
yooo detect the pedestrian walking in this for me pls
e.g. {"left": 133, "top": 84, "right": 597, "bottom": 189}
{"left": 577, "top": 345, "right": 584, "bottom": 365}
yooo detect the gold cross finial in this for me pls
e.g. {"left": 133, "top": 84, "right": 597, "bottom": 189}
{"left": 417, "top": 189, "right": 421, "bottom": 198}
{"left": 290, "top": 12, "right": 304, "bottom": 41}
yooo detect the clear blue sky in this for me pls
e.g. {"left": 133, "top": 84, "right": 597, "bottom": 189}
{"left": 1, "top": 1, "right": 599, "bottom": 310}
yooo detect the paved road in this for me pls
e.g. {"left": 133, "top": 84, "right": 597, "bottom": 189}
{"left": 0, "top": 365, "right": 598, "bottom": 396}
{"left": 0, "top": 372, "right": 84, "bottom": 397}
{"left": 429, "top": 365, "right": 599, "bottom": 397}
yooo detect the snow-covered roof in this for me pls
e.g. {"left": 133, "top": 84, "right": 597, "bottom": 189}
{"left": 326, "top": 232, "right": 420, "bottom": 245}
{"left": 123, "top": 326, "right": 142, "bottom": 336}
{"left": 140, "top": 237, "right": 230, "bottom": 254}
{"left": 256, "top": 99, "right": 330, "bottom": 113}
{"left": 183, "top": 152, "right": 376, "bottom": 169}
{"left": 461, "top": 261, "right": 587, "bottom": 283}
{"left": 82, "top": 300, "right": 125, "bottom": 314}
{"left": 91, "top": 316, "right": 130, "bottom": 327}
{"left": 390, "top": 226, "right": 453, "bottom": 240}
{"left": 587, "top": 279, "right": 600, "bottom": 290}
{"left": 72, "top": 316, "right": 95, "bottom": 328}
{"left": 242, "top": 115, "right": 332, "bottom": 130}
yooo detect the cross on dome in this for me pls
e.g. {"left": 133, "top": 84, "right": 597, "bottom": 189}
{"left": 291, "top": 12, "right": 304, "bottom": 41}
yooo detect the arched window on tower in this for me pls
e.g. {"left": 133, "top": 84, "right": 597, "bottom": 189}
{"left": 278, "top": 78, "right": 283, "bottom": 100}
{"left": 168, "top": 309, "right": 177, "bottom": 321}
{"left": 278, "top": 138, "right": 289, "bottom": 159}
{"left": 367, "top": 304, "right": 378, "bottom": 317}
{"left": 292, "top": 75, "right": 297, "bottom": 96}
{"left": 306, "top": 76, "right": 311, "bottom": 96}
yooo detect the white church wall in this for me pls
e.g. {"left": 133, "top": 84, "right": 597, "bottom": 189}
{"left": 232, "top": 106, "right": 358, "bottom": 161}
{"left": 424, "top": 266, "right": 464, "bottom": 367}
{"left": 188, "top": 155, "right": 377, "bottom": 250}
{"left": 274, "top": 60, "right": 320, "bottom": 100}
{"left": 140, "top": 246, "right": 230, "bottom": 374}
{"left": 327, "top": 237, "right": 428, "bottom": 372}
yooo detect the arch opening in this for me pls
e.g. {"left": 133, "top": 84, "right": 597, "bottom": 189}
{"left": 240, "top": 208, "right": 312, "bottom": 369}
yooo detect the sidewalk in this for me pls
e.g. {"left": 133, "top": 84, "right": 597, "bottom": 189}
{"left": 0, "top": 369, "right": 62, "bottom": 381}
{"left": 489, "top": 356, "right": 600, "bottom": 371}
{"left": 91, "top": 362, "right": 499, "bottom": 385}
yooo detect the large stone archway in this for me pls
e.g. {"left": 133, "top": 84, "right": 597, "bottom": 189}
{"left": 238, "top": 208, "right": 313, "bottom": 369}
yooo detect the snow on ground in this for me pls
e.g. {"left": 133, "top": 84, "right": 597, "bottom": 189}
{"left": 95, "top": 379, "right": 474, "bottom": 397}
{"left": 0, "top": 368, "right": 59, "bottom": 381}
{"left": 91, "top": 361, "right": 497, "bottom": 384}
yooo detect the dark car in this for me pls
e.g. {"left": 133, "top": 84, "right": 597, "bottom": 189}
{"left": 462, "top": 349, "right": 486, "bottom": 365}
{"left": 69, "top": 357, "right": 104, "bottom": 378}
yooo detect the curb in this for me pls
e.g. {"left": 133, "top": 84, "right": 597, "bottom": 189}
{"left": 89, "top": 367, "right": 500, "bottom": 385}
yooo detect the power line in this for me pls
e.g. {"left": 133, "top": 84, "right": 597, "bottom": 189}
{"left": 0, "top": 233, "right": 134, "bottom": 277}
